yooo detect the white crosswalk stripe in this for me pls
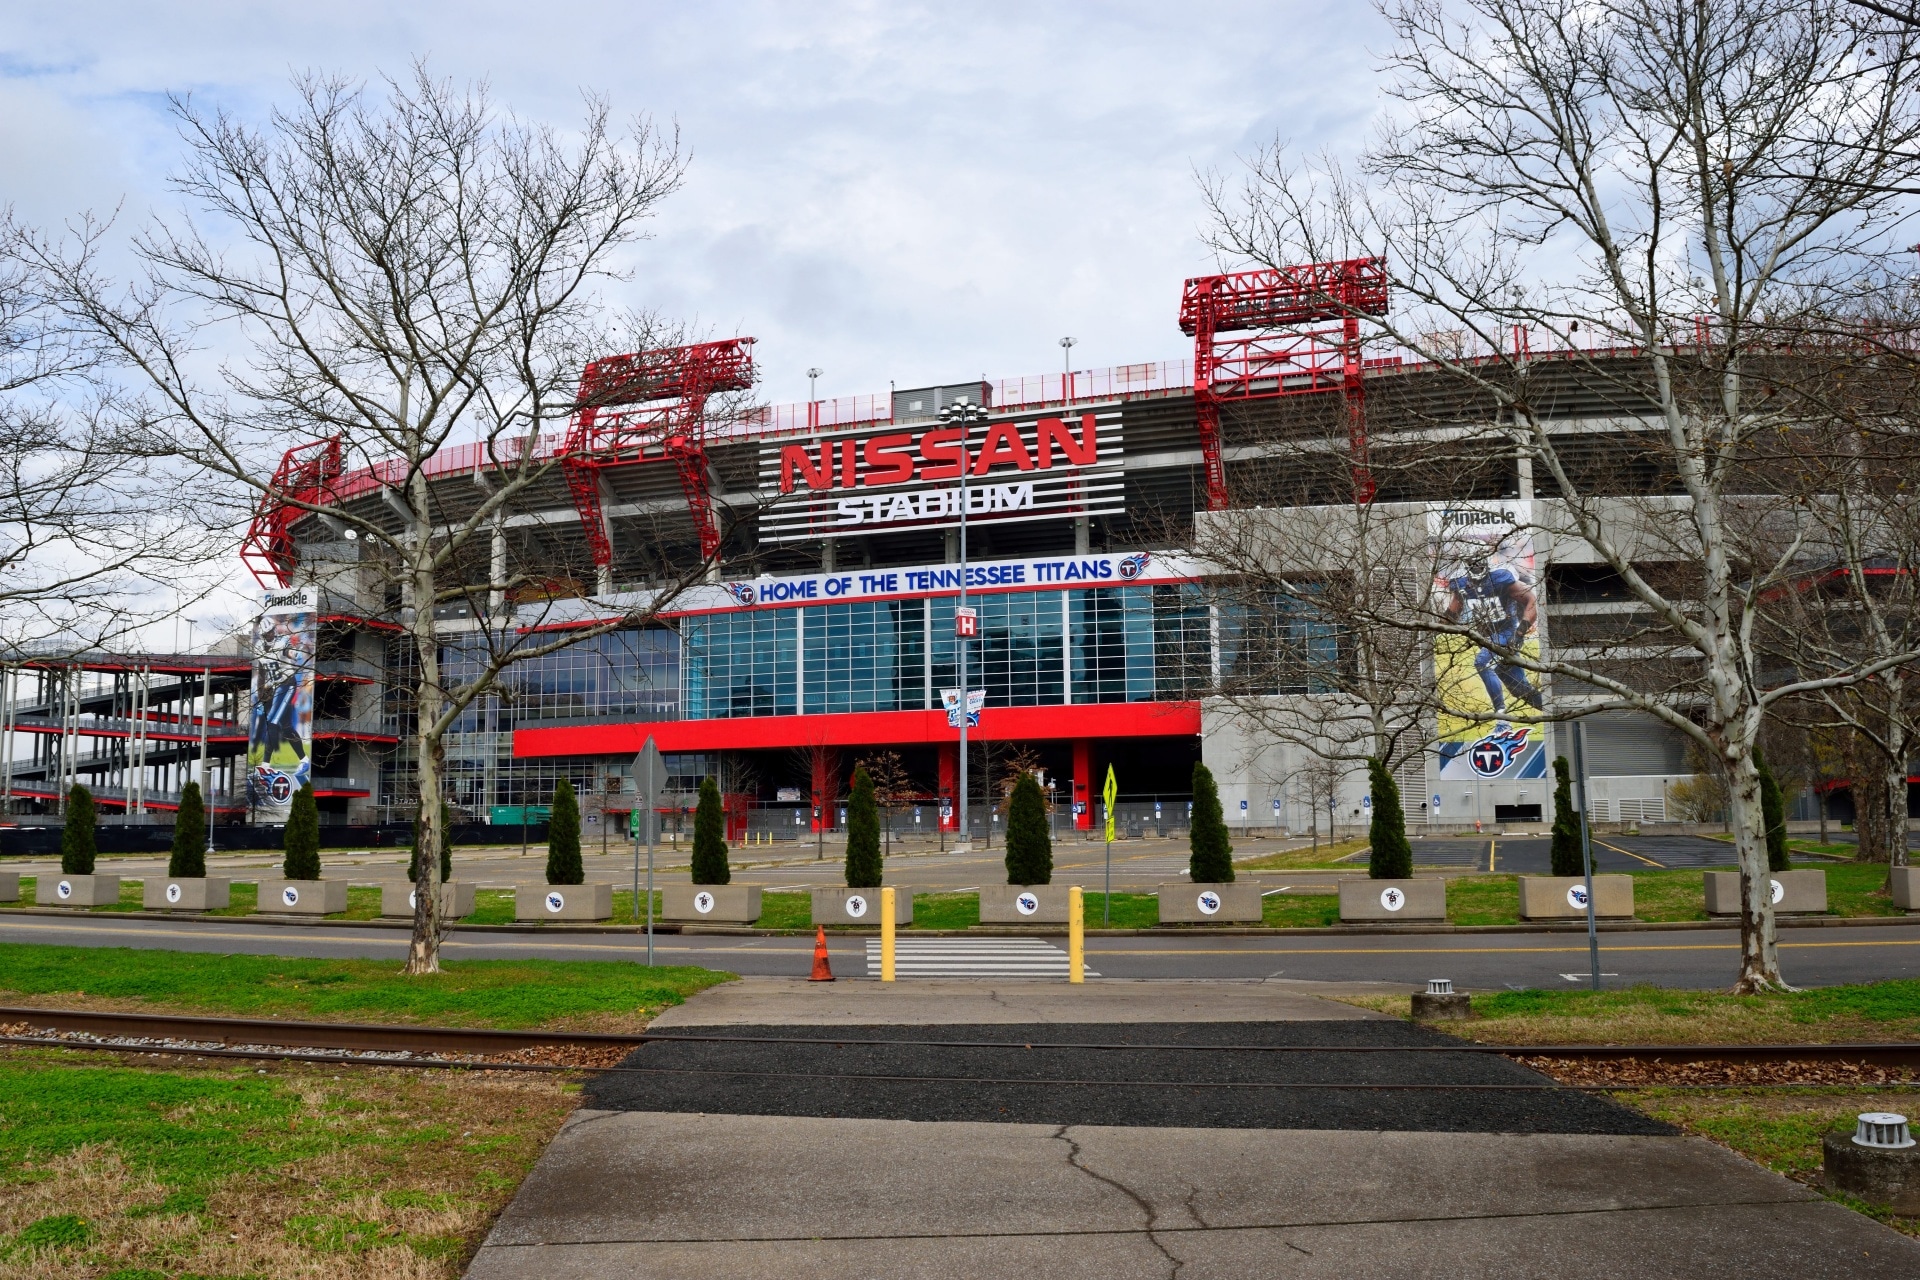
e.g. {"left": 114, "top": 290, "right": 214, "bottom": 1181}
{"left": 865, "top": 937, "right": 1097, "bottom": 978}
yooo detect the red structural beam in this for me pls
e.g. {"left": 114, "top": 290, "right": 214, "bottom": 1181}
{"left": 513, "top": 701, "right": 1202, "bottom": 759}
{"left": 1179, "top": 257, "right": 1388, "bottom": 510}
{"left": 240, "top": 437, "right": 343, "bottom": 588}
{"left": 562, "top": 338, "right": 757, "bottom": 569}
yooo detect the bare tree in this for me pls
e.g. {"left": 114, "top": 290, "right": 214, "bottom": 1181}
{"left": 1203, "top": 0, "right": 1920, "bottom": 989}
{"left": 0, "top": 216, "right": 225, "bottom": 659}
{"left": 34, "top": 67, "right": 707, "bottom": 973}
{"left": 856, "top": 748, "right": 912, "bottom": 855}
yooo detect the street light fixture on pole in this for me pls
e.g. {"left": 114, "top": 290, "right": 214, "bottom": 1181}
{"left": 806, "top": 367, "right": 822, "bottom": 403}
{"left": 1059, "top": 336, "right": 1076, "bottom": 375}
{"left": 939, "top": 399, "right": 990, "bottom": 849}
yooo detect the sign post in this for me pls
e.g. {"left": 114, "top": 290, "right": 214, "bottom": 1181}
{"left": 1572, "top": 721, "right": 1600, "bottom": 990}
{"left": 1101, "top": 765, "right": 1118, "bottom": 925}
{"left": 633, "top": 737, "right": 665, "bottom": 965}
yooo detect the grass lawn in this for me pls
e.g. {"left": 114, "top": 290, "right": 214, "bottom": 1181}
{"left": 910, "top": 892, "right": 978, "bottom": 929}
{"left": 1262, "top": 893, "right": 1341, "bottom": 928}
{"left": 0, "top": 1049, "right": 575, "bottom": 1277}
{"left": 1627, "top": 1089, "right": 1920, "bottom": 1238}
{"left": 1439, "top": 863, "right": 1904, "bottom": 927}
{"left": 1080, "top": 893, "right": 1160, "bottom": 928}
{"left": 1446, "top": 874, "right": 1522, "bottom": 925}
{"left": 1342, "top": 978, "right": 1920, "bottom": 1044}
{"left": 0, "top": 943, "right": 732, "bottom": 1032}
{"left": 1236, "top": 839, "right": 1370, "bottom": 871}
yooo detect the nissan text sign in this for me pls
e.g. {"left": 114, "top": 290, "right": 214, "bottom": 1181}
{"left": 757, "top": 407, "right": 1124, "bottom": 543}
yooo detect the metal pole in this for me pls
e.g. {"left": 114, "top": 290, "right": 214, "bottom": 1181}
{"left": 1104, "top": 830, "right": 1111, "bottom": 925}
{"left": 646, "top": 802, "right": 655, "bottom": 966}
{"left": 957, "top": 417, "right": 969, "bottom": 851}
{"left": 631, "top": 807, "right": 640, "bottom": 924}
{"left": 1574, "top": 720, "right": 1600, "bottom": 990}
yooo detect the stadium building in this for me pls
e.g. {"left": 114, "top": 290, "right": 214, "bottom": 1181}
{"left": 2, "top": 258, "right": 1716, "bottom": 838}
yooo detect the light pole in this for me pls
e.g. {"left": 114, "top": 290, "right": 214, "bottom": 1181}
{"left": 807, "top": 367, "right": 822, "bottom": 404}
{"left": 939, "top": 399, "right": 989, "bottom": 849}
{"left": 1059, "top": 336, "right": 1076, "bottom": 377}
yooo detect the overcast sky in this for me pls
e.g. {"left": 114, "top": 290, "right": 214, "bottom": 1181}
{"left": 2, "top": 1, "right": 1389, "bottom": 409}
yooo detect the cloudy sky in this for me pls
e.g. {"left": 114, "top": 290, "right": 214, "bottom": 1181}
{"left": 2, "top": 1, "right": 1389, "bottom": 409}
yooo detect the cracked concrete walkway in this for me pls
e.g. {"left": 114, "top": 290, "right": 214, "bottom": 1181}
{"left": 463, "top": 977, "right": 1920, "bottom": 1278}
{"left": 466, "top": 1112, "right": 1920, "bottom": 1278}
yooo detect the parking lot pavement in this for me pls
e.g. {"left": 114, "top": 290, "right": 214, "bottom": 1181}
{"left": 468, "top": 975, "right": 1920, "bottom": 1279}
{"left": 1410, "top": 833, "right": 1744, "bottom": 873}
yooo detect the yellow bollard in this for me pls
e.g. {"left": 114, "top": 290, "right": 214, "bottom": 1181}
{"left": 880, "top": 886, "right": 897, "bottom": 982}
{"left": 1068, "top": 885, "right": 1084, "bottom": 984}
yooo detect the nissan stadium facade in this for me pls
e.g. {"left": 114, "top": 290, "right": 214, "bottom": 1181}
{"left": 192, "top": 258, "right": 1713, "bottom": 840}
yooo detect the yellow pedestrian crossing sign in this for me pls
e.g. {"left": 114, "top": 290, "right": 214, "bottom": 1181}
{"left": 1102, "top": 765, "right": 1117, "bottom": 843}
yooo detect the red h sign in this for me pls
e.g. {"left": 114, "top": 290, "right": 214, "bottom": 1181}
{"left": 954, "top": 607, "right": 978, "bottom": 638}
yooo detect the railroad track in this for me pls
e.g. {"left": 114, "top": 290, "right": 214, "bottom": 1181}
{"left": 3, "top": 1007, "right": 1919, "bottom": 1078}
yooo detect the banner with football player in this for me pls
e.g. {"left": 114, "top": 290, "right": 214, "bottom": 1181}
{"left": 247, "top": 586, "right": 318, "bottom": 816}
{"left": 1428, "top": 503, "right": 1548, "bottom": 783}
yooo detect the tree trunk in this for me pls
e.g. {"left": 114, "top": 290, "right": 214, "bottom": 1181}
{"left": 1856, "top": 769, "right": 1891, "bottom": 865}
{"left": 1885, "top": 752, "right": 1911, "bottom": 877}
{"left": 405, "top": 553, "right": 445, "bottom": 977}
{"left": 1727, "top": 747, "right": 1786, "bottom": 993}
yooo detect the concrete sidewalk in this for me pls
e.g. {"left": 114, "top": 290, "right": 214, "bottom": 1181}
{"left": 466, "top": 977, "right": 1920, "bottom": 1279}
{"left": 468, "top": 1113, "right": 1920, "bottom": 1278}
{"left": 647, "top": 976, "right": 1403, "bottom": 1026}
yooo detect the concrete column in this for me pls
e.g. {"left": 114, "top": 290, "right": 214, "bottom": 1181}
{"left": 821, "top": 538, "right": 836, "bottom": 572}
{"left": 811, "top": 747, "right": 839, "bottom": 832}
{"left": 489, "top": 519, "right": 506, "bottom": 615}
{"left": 1073, "top": 738, "right": 1093, "bottom": 831}
{"left": 1074, "top": 516, "right": 1090, "bottom": 555}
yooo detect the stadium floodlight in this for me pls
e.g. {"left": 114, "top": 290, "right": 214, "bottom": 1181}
{"left": 937, "top": 400, "right": 991, "bottom": 849}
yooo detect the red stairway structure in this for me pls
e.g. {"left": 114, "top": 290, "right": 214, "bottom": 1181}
{"left": 1178, "top": 257, "right": 1389, "bottom": 508}
{"left": 240, "top": 436, "right": 345, "bottom": 588}
{"left": 561, "top": 338, "right": 757, "bottom": 568}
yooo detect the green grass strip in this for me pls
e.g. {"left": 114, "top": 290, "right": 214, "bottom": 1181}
{"left": 0, "top": 943, "right": 731, "bottom": 1029}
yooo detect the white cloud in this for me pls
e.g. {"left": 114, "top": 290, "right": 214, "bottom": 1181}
{"left": 2, "top": 0, "right": 1387, "bottom": 403}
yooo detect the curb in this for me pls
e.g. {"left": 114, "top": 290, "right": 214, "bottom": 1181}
{"left": 5, "top": 905, "right": 1913, "bottom": 938}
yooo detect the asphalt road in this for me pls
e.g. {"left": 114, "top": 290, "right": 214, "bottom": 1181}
{"left": 6, "top": 909, "right": 1917, "bottom": 992}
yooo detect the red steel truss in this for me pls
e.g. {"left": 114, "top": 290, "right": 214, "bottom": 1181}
{"left": 1179, "top": 257, "right": 1389, "bottom": 507}
{"left": 240, "top": 436, "right": 344, "bottom": 587}
{"left": 562, "top": 339, "right": 757, "bottom": 567}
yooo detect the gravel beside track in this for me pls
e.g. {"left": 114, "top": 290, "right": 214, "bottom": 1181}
{"left": 583, "top": 1021, "right": 1676, "bottom": 1134}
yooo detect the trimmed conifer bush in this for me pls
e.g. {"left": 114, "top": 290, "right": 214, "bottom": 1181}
{"left": 282, "top": 782, "right": 320, "bottom": 880}
{"left": 1757, "top": 747, "right": 1790, "bottom": 873}
{"left": 1366, "top": 758, "right": 1413, "bottom": 880}
{"left": 1188, "top": 762, "right": 1234, "bottom": 883}
{"left": 410, "top": 800, "right": 454, "bottom": 883}
{"left": 1003, "top": 771, "right": 1053, "bottom": 885}
{"left": 845, "top": 765, "right": 882, "bottom": 888}
{"left": 61, "top": 784, "right": 97, "bottom": 875}
{"left": 1550, "top": 756, "right": 1585, "bottom": 877}
{"left": 546, "top": 779, "right": 583, "bottom": 885}
{"left": 170, "top": 782, "right": 207, "bottom": 878}
{"left": 691, "top": 775, "right": 730, "bottom": 885}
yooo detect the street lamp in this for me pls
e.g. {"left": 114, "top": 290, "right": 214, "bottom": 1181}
{"left": 806, "top": 367, "right": 822, "bottom": 403}
{"left": 939, "top": 399, "right": 990, "bottom": 849}
{"left": 1059, "top": 336, "right": 1076, "bottom": 375}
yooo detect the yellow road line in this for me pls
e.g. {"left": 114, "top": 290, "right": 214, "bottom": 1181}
{"left": 1488, "top": 839, "right": 1496, "bottom": 873}
{"left": 1593, "top": 838, "right": 1665, "bottom": 869}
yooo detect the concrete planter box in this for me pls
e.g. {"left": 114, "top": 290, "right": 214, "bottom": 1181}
{"left": 44, "top": 874, "right": 121, "bottom": 907}
{"left": 1890, "top": 866, "right": 1920, "bottom": 911}
{"left": 142, "top": 877, "right": 231, "bottom": 911}
{"left": 1157, "top": 881, "right": 1264, "bottom": 923}
{"left": 810, "top": 885, "right": 910, "bottom": 926}
{"left": 979, "top": 884, "right": 1075, "bottom": 924}
{"left": 380, "top": 881, "right": 479, "bottom": 919}
{"left": 1518, "top": 874, "right": 1633, "bottom": 920}
{"left": 0, "top": 871, "right": 17, "bottom": 902}
{"left": 1338, "top": 877, "right": 1448, "bottom": 922}
{"left": 256, "top": 879, "right": 349, "bottom": 915}
{"left": 514, "top": 883, "right": 613, "bottom": 921}
{"left": 1705, "top": 869, "right": 1826, "bottom": 916}
{"left": 662, "top": 884, "right": 762, "bottom": 923}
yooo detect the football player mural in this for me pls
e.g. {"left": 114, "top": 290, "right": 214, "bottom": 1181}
{"left": 1428, "top": 505, "right": 1548, "bottom": 783}
{"left": 247, "top": 587, "right": 317, "bottom": 815}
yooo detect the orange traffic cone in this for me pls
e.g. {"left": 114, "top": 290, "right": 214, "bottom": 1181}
{"left": 808, "top": 925, "right": 834, "bottom": 981}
